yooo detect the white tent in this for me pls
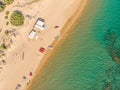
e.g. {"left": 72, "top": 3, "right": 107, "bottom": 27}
{"left": 28, "top": 30, "right": 36, "bottom": 39}
{"left": 34, "top": 18, "right": 46, "bottom": 31}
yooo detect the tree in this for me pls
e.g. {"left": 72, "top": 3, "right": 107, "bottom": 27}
{"left": 0, "top": 43, "right": 7, "bottom": 50}
{"left": 4, "top": 0, "right": 14, "bottom": 5}
{"left": 10, "top": 11, "right": 24, "bottom": 26}
{"left": 0, "top": 3, "right": 5, "bottom": 12}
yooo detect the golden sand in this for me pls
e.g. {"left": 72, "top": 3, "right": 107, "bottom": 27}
{"left": 0, "top": 0, "right": 88, "bottom": 90}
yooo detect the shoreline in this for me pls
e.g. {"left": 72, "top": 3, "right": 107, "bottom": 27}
{"left": 26, "top": 0, "right": 88, "bottom": 90}
{"left": 0, "top": 0, "right": 88, "bottom": 90}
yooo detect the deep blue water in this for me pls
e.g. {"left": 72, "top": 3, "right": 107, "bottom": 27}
{"left": 31, "top": 0, "right": 120, "bottom": 90}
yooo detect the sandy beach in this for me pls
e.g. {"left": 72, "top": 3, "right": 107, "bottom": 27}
{"left": 0, "top": 0, "right": 88, "bottom": 90}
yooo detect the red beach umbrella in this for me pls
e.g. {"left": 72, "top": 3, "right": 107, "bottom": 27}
{"left": 29, "top": 72, "right": 32, "bottom": 76}
{"left": 39, "top": 47, "right": 45, "bottom": 53}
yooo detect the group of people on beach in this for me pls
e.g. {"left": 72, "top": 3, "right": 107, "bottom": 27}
{"left": 15, "top": 72, "right": 32, "bottom": 90}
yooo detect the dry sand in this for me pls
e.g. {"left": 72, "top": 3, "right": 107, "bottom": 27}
{"left": 0, "top": 0, "right": 88, "bottom": 90}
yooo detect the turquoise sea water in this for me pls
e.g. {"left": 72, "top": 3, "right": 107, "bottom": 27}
{"left": 31, "top": 0, "right": 120, "bottom": 90}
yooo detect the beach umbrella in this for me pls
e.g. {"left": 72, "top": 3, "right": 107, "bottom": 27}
{"left": 17, "top": 84, "right": 21, "bottom": 87}
{"left": 54, "top": 26, "right": 59, "bottom": 29}
{"left": 22, "top": 76, "right": 26, "bottom": 80}
{"left": 39, "top": 47, "right": 45, "bottom": 53}
{"left": 29, "top": 72, "right": 32, "bottom": 76}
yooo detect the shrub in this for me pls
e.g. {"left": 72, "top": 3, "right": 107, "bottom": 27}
{"left": 4, "top": 30, "right": 9, "bottom": 35}
{"left": 0, "top": 4, "right": 5, "bottom": 12}
{"left": 6, "top": 22, "right": 9, "bottom": 25}
{"left": 10, "top": 11, "right": 24, "bottom": 26}
{"left": 6, "top": 11, "right": 9, "bottom": 15}
{"left": 5, "top": 15, "right": 8, "bottom": 19}
{"left": 0, "top": 43, "right": 7, "bottom": 50}
{"left": 4, "top": 0, "right": 14, "bottom": 5}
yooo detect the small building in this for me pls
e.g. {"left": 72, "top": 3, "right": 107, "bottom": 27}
{"left": 28, "top": 30, "right": 36, "bottom": 39}
{"left": 34, "top": 18, "right": 46, "bottom": 31}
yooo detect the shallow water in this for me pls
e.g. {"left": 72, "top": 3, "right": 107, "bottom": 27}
{"left": 31, "top": 0, "right": 120, "bottom": 90}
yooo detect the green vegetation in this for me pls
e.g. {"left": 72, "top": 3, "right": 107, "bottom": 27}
{"left": 6, "top": 21, "right": 9, "bottom": 25}
{"left": 0, "top": 43, "right": 7, "bottom": 50}
{"left": 4, "top": 0, "right": 14, "bottom": 5}
{"left": 5, "top": 11, "right": 10, "bottom": 20}
{"left": 4, "top": 15, "right": 8, "bottom": 19}
{"left": 0, "top": 3, "right": 5, "bottom": 12}
{"left": 6, "top": 11, "right": 9, "bottom": 15}
{"left": 4, "top": 30, "right": 9, "bottom": 35}
{"left": 10, "top": 11, "right": 24, "bottom": 26}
